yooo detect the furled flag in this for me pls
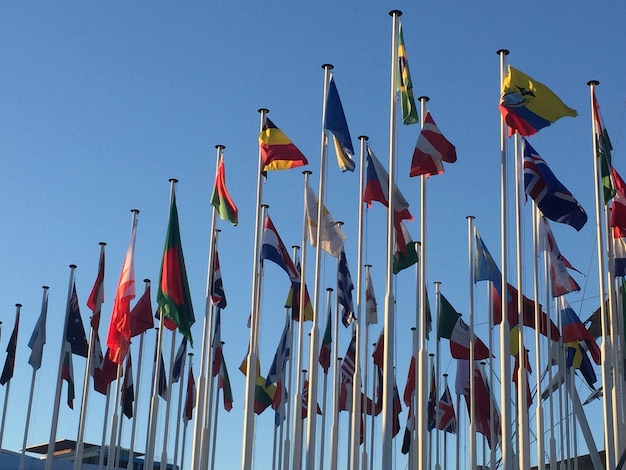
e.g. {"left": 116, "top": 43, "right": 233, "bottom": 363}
{"left": 0, "top": 310, "right": 19, "bottom": 385}
{"left": 409, "top": 111, "right": 457, "bottom": 177}
{"left": 402, "top": 334, "right": 416, "bottom": 407}
{"left": 592, "top": 87, "right": 616, "bottom": 204}
{"left": 157, "top": 350, "right": 168, "bottom": 400}
{"left": 261, "top": 215, "right": 300, "bottom": 285}
{"left": 305, "top": 181, "right": 346, "bottom": 258}
{"left": 158, "top": 191, "right": 195, "bottom": 345}
{"left": 121, "top": 353, "right": 134, "bottom": 419}
{"left": 391, "top": 375, "right": 403, "bottom": 437}
{"left": 559, "top": 297, "right": 601, "bottom": 365}
{"left": 218, "top": 350, "right": 234, "bottom": 412}
{"left": 211, "top": 309, "right": 223, "bottom": 378}
{"left": 499, "top": 65, "right": 577, "bottom": 136}
{"left": 259, "top": 117, "right": 309, "bottom": 172}
{"left": 107, "top": 214, "right": 137, "bottom": 364}
{"left": 426, "top": 363, "right": 437, "bottom": 431}
{"left": 325, "top": 75, "right": 355, "bottom": 172}
{"left": 337, "top": 248, "right": 355, "bottom": 327}
{"left": 319, "top": 304, "right": 332, "bottom": 374}
{"left": 365, "top": 267, "right": 378, "bottom": 325}
{"left": 539, "top": 217, "right": 581, "bottom": 296}
{"left": 610, "top": 167, "right": 626, "bottom": 238}
{"left": 523, "top": 138, "right": 587, "bottom": 231}
{"left": 172, "top": 337, "right": 188, "bottom": 383}
{"left": 301, "top": 379, "right": 322, "bottom": 419}
{"left": 363, "top": 145, "right": 413, "bottom": 222}
{"left": 210, "top": 250, "right": 227, "bottom": 309}
{"left": 28, "top": 289, "right": 48, "bottom": 371}
{"left": 437, "top": 294, "right": 490, "bottom": 360}
{"left": 130, "top": 284, "right": 154, "bottom": 338}
{"left": 87, "top": 246, "right": 105, "bottom": 372}
{"left": 474, "top": 228, "right": 502, "bottom": 297}
{"left": 401, "top": 402, "right": 414, "bottom": 455}
{"left": 265, "top": 316, "right": 292, "bottom": 387}
{"left": 211, "top": 154, "right": 239, "bottom": 226}
{"left": 67, "top": 283, "right": 89, "bottom": 358}
{"left": 437, "top": 383, "right": 457, "bottom": 434}
{"left": 393, "top": 221, "right": 419, "bottom": 274}
{"left": 61, "top": 342, "right": 76, "bottom": 409}
{"left": 184, "top": 365, "right": 196, "bottom": 421}
{"left": 397, "top": 23, "right": 418, "bottom": 125}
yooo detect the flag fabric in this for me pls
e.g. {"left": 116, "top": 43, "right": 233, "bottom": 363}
{"left": 304, "top": 181, "right": 346, "bottom": 258}
{"left": 28, "top": 292, "right": 48, "bottom": 371}
{"left": 107, "top": 216, "right": 137, "bottom": 364}
{"left": 157, "top": 350, "right": 168, "bottom": 399}
{"left": 254, "top": 375, "right": 276, "bottom": 415}
{"left": 61, "top": 343, "right": 76, "bottom": 409}
{"left": 341, "top": 331, "right": 356, "bottom": 385}
{"left": 285, "top": 275, "right": 314, "bottom": 322}
{"left": 402, "top": 336, "right": 417, "bottom": 407}
{"left": 365, "top": 267, "right": 378, "bottom": 325}
{"left": 392, "top": 376, "right": 403, "bottom": 437}
{"left": 592, "top": 88, "right": 616, "bottom": 204}
{"left": 184, "top": 365, "right": 196, "bottom": 421}
{"left": 130, "top": 284, "right": 154, "bottom": 337}
{"left": 437, "top": 383, "right": 457, "bottom": 434}
{"left": 172, "top": 337, "right": 188, "bottom": 383}
{"left": 66, "top": 283, "right": 89, "bottom": 358}
{"left": 337, "top": 248, "right": 355, "bottom": 327}
{"left": 265, "top": 316, "right": 291, "bottom": 387}
{"left": 559, "top": 297, "right": 601, "bottom": 365}
{"left": 401, "top": 402, "right": 414, "bottom": 455}
{"left": 393, "top": 221, "right": 419, "bottom": 274}
{"left": 210, "top": 250, "right": 227, "bottom": 309}
{"left": 523, "top": 138, "right": 587, "bottom": 231}
{"left": 539, "top": 217, "right": 581, "bottom": 296}
{"left": 566, "top": 341, "right": 597, "bottom": 388}
{"left": 87, "top": 246, "right": 105, "bottom": 331}
{"left": 211, "top": 309, "right": 223, "bottom": 378}
{"left": 121, "top": 353, "right": 134, "bottom": 419}
{"left": 93, "top": 348, "right": 120, "bottom": 395}
{"left": 325, "top": 75, "right": 355, "bottom": 172}
{"left": 211, "top": 154, "right": 239, "bottom": 226}
{"left": 261, "top": 215, "right": 300, "bottom": 285}
{"left": 259, "top": 117, "right": 308, "bottom": 172}
{"left": 512, "top": 347, "right": 533, "bottom": 408}
{"left": 272, "top": 380, "right": 288, "bottom": 426}
{"left": 363, "top": 145, "right": 413, "bottom": 222}
{"left": 615, "top": 237, "right": 626, "bottom": 277}
{"left": 474, "top": 229, "right": 502, "bottom": 297}
{"left": 319, "top": 304, "right": 332, "bottom": 374}
{"left": 427, "top": 364, "right": 437, "bottom": 431}
{"left": 397, "top": 23, "right": 418, "bottom": 125}
{"left": 0, "top": 311, "right": 19, "bottom": 385}
{"left": 218, "top": 350, "right": 234, "bottom": 412}
{"left": 157, "top": 191, "right": 195, "bottom": 345}
{"left": 499, "top": 65, "right": 577, "bottom": 136}
{"left": 372, "top": 330, "right": 383, "bottom": 369}
{"left": 409, "top": 111, "right": 457, "bottom": 177}
{"left": 611, "top": 167, "right": 626, "bottom": 238}
{"left": 301, "top": 379, "right": 322, "bottom": 419}
{"left": 437, "top": 294, "right": 490, "bottom": 360}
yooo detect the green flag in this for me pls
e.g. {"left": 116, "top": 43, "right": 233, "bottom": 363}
{"left": 398, "top": 23, "right": 418, "bottom": 126}
{"left": 592, "top": 89, "right": 616, "bottom": 204}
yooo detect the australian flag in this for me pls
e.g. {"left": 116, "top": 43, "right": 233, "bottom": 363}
{"left": 337, "top": 248, "right": 355, "bottom": 327}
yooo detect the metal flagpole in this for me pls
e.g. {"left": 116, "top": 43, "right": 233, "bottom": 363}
{"left": 329, "top": 272, "right": 342, "bottom": 470}
{"left": 159, "top": 330, "right": 177, "bottom": 470}
{"left": 180, "top": 353, "right": 193, "bottom": 470}
{"left": 368, "top": 343, "right": 376, "bottom": 470}
{"left": 442, "top": 373, "right": 450, "bottom": 470}
{"left": 382, "top": 10, "right": 401, "bottom": 468}
{"left": 319, "top": 288, "right": 333, "bottom": 470}
{"left": 98, "top": 384, "right": 111, "bottom": 469}
{"left": 241, "top": 109, "right": 269, "bottom": 470}
{"left": 283, "top": 276, "right": 297, "bottom": 470}
{"left": 0, "top": 304, "right": 19, "bottom": 452}
{"left": 106, "top": 363, "right": 123, "bottom": 470}
{"left": 467, "top": 216, "right": 477, "bottom": 470}
{"left": 144, "top": 327, "right": 165, "bottom": 468}
{"left": 209, "top": 343, "right": 223, "bottom": 470}
{"left": 172, "top": 343, "right": 188, "bottom": 469}
{"left": 46, "top": 264, "right": 77, "bottom": 470}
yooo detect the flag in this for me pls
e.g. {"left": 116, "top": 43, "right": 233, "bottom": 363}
{"left": 437, "top": 294, "right": 490, "bottom": 360}
{"left": 592, "top": 88, "right": 616, "bottom": 204}
{"left": 392, "top": 375, "right": 402, "bottom": 437}
{"left": 172, "top": 337, "right": 188, "bottom": 383}
{"left": 157, "top": 350, "right": 168, "bottom": 399}
{"left": 301, "top": 379, "right": 322, "bottom": 419}
{"left": 211, "top": 154, "right": 239, "bottom": 226}
{"left": 611, "top": 167, "right": 626, "bottom": 238}
{"left": 512, "top": 347, "right": 532, "bottom": 408}
{"left": 325, "top": 75, "right": 355, "bottom": 172}
{"left": 319, "top": 304, "right": 332, "bottom": 374}
{"left": 285, "top": 273, "right": 314, "bottom": 322}
{"left": 0, "top": 311, "right": 19, "bottom": 385}
{"left": 304, "top": 182, "right": 346, "bottom": 258}
{"left": 372, "top": 330, "right": 383, "bottom": 369}
{"left": 393, "top": 221, "right": 419, "bottom": 274}
{"left": 474, "top": 229, "right": 502, "bottom": 297}
{"left": 121, "top": 353, "right": 134, "bottom": 419}
{"left": 210, "top": 250, "right": 227, "bottom": 309}
{"left": 211, "top": 309, "right": 223, "bottom": 378}
{"left": 523, "top": 138, "right": 587, "bottom": 231}
{"left": 499, "top": 65, "right": 577, "bottom": 136}
{"left": 409, "top": 111, "right": 457, "bottom": 177}
{"left": 87, "top": 245, "right": 105, "bottom": 332}
{"left": 539, "top": 217, "right": 581, "bottom": 296}
{"left": 28, "top": 291, "right": 48, "bottom": 371}
{"left": 61, "top": 343, "right": 75, "bottom": 409}
{"left": 66, "top": 283, "right": 89, "bottom": 358}
{"left": 402, "top": 337, "right": 416, "bottom": 407}
{"left": 437, "top": 383, "right": 457, "bottom": 434}
{"left": 397, "top": 23, "right": 418, "bottom": 125}
{"left": 337, "top": 248, "right": 355, "bottom": 327}
{"left": 427, "top": 364, "right": 437, "bottom": 431}
{"left": 218, "top": 350, "right": 233, "bottom": 411}
{"left": 401, "top": 402, "right": 414, "bottom": 455}
{"left": 566, "top": 341, "right": 597, "bottom": 389}
{"left": 559, "top": 297, "right": 601, "bottom": 365}
{"left": 259, "top": 117, "right": 308, "bottom": 172}
{"left": 265, "top": 316, "right": 291, "bottom": 387}
{"left": 341, "top": 331, "right": 356, "bottom": 385}
{"left": 261, "top": 215, "right": 300, "bottom": 285}
{"left": 365, "top": 267, "right": 378, "bottom": 325}
{"left": 363, "top": 145, "right": 413, "bottom": 222}
{"left": 157, "top": 191, "right": 195, "bottom": 345}
{"left": 107, "top": 215, "right": 137, "bottom": 364}
{"left": 130, "top": 284, "right": 154, "bottom": 337}
{"left": 93, "top": 348, "right": 120, "bottom": 395}
{"left": 184, "top": 365, "right": 196, "bottom": 421}
{"left": 254, "top": 375, "right": 276, "bottom": 415}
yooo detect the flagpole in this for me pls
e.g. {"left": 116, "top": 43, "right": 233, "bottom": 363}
{"left": 159, "top": 329, "right": 177, "bottom": 470}
{"left": 442, "top": 373, "right": 449, "bottom": 470}
{"left": 0, "top": 303, "right": 19, "bottom": 454}
{"left": 588, "top": 79, "right": 616, "bottom": 469}
{"left": 466, "top": 216, "right": 477, "bottom": 470}
{"left": 369, "top": 343, "right": 376, "bottom": 470}
{"left": 172, "top": 343, "right": 188, "bottom": 469}
{"left": 362, "top": 264, "right": 372, "bottom": 470}
{"left": 383, "top": 10, "right": 401, "bottom": 468}
{"left": 319, "top": 287, "right": 333, "bottom": 470}
{"left": 105, "top": 363, "right": 123, "bottom": 470}
{"left": 242, "top": 108, "right": 268, "bottom": 470}
{"left": 329, "top": 267, "right": 342, "bottom": 470}
{"left": 180, "top": 353, "right": 193, "bottom": 470}
{"left": 283, "top": 261, "right": 297, "bottom": 470}
{"left": 210, "top": 343, "right": 223, "bottom": 470}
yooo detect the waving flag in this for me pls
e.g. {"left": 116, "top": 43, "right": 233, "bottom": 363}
{"left": 559, "top": 297, "right": 601, "bottom": 365}
{"left": 28, "top": 289, "right": 48, "bottom": 371}
{"left": 265, "top": 316, "right": 291, "bottom": 386}
{"left": 523, "top": 138, "right": 587, "bottom": 231}
{"left": 437, "top": 294, "right": 490, "bottom": 360}
{"left": 301, "top": 379, "right": 322, "bottom": 419}
{"left": 130, "top": 284, "right": 154, "bottom": 337}
{"left": 610, "top": 167, "right": 626, "bottom": 238}
{"left": 211, "top": 154, "right": 239, "bottom": 226}
{"left": 210, "top": 250, "right": 227, "bottom": 309}
{"left": 567, "top": 341, "right": 597, "bottom": 388}
{"left": 261, "top": 215, "right": 300, "bottom": 285}
{"left": 397, "top": 23, "right": 418, "bottom": 125}
{"left": 121, "top": 353, "right": 134, "bottom": 419}
{"left": 337, "top": 248, "right": 355, "bottom": 327}
{"left": 87, "top": 244, "right": 105, "bottom": 331}
{"left": 437, "top": 383, "right": 457, "bottom": 434}
{"left": 410, "top": 111, "right": 457, "bottom": 177}
{"left": 325, "top": 75, "right": 355, "bottom": 172}
{"left": 539, "top": 217, "right": 581, "bottom": 296}
{"left": 0, "top": 311, "right": 19, "bottom": 385}
{"left": 285, "top": 280, "right": 314, "bottom": 322}
{"left": 211, "top": 309, "right": 222, "bottom": 377}
{"left": 66, "top": 283, "right": 89, "bottom": 358}
{"left": 474, "top": 229, "right": 502, "bottom": 297}
{"left": 157, "top": 350, "right": 168, "bottom": 399}
{"left": 218, "top": 350, "right": 234, "bottom": 412}
{"left": 61, "top": 342, "right": 75, "bottom": 409}
{"left": 305, "top": 181, "right": 346, "bottom": 258}
{"left": 259, "top": 117, "right": 308, "bottom": 172}
{"left": 393, "top": 221, "right": 419, "bottom": 274}
{"left": 592, "top": 88, "right": 616, "bottom": 204}
{"left": 499, "top": 66, "right": 576, "bottom": 136}
{"left": 172, "top": 337, "right": 188, "bottom": 383}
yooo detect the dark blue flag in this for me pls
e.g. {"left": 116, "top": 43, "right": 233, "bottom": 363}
{"left": 0, "top": 311, "right": 20, "bottom": 385}
{"left": 66, "top": 283, "right": 88, "bottom": 358}
{"left": 337, "top": 249, "right": 355, "bottom": 327}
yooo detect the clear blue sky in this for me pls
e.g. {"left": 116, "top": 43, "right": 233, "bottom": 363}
{"left": 0, "top": 1, "right": 625, "bottom": 468}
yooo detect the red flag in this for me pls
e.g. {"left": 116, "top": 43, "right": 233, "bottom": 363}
{"left": 87, "top": 244, "right": 105, "bottom": 331}
{"left": 409, "top": 111, "right": 457, "bottom": 177}
{"left": 301, "top": 379, "right": 322, "bottom": 419}
{"left": 130, "top": 284, "right": 154, "bottom": 337}
{"left": 611, "top": 167, "right": 626, "bottom": 238}
{"left": 94, "top": 348, "right": 121, "bottom": 395}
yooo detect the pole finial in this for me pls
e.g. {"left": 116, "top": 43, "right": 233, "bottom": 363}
{"left": 303, "top": 170, "right": 313, "bottom": 176}
{"left": 258, "top": 108, "right": 269, "bottom": 115}
{"left": 131, "top": 208, "right": 140, "bottom": 214}
{"left": 322, "top": 64, "right": 334, "bottom": 71}
{"left": 358, "top": 135, "right": 369, "bottom": 141}
{"left": 169, "top": 178, "right": 179, "bottom": 184}
{"left": 143, "top": 278, "right": 151, "bottom": 284}
{"left": 215, "top": 144, "right": 226, "bottom": 150}
{"left": 466, "top": 215, "right": 475, "bottom": 220}
{"left": 98, "top": 241, "right": 107, "bottom": 247}
{"left": 496, "top": 49, "right": 510, "bottom": 56}
{"left": 388, "top": 9, "right": 403, "bottom": 17}
{"left": 418, "top": 96, "right": 430, "bottom": 103}
{"left": 69, "top": 264, "right": 77, "bottom": 269}
{"left": 587, "top": 80, "right": 600, "bottom": 87}
{"left": 42, "top": 285, "right": 50, "bottom": 290}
